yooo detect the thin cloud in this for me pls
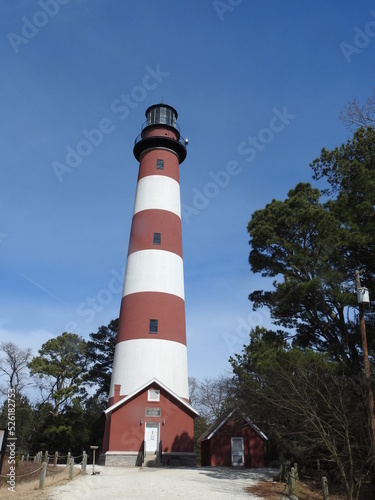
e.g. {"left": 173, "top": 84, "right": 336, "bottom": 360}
{"left": 14, "top": 271, "right": 62, "bottom": 302}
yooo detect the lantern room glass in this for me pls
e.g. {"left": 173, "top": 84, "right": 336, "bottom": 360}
{"left": 146, "top": 106, "right": 177, "bottom": 128}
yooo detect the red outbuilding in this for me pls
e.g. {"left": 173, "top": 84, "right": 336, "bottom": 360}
{"left": 198, "top": 408, "right": 268, "bottom": 467}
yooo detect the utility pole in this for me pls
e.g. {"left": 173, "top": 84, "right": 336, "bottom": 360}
{"left": 355, "top": 270, "right": 375, "bottom": 461}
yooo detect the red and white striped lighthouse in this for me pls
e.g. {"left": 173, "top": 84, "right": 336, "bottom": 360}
{"left": 101, "top": 104, "right": 197, "bottom": 467}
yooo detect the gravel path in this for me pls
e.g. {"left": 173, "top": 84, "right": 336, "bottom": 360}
{"left": 47, "top": 465, "right": 276, "bottom": 499}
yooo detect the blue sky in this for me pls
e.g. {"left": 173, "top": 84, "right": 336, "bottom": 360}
{"left": 1, "top": 0, "right": 375, "bottom": 383}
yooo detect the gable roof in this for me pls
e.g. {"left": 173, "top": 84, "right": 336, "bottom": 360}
{"left": 105, "top": 377, "right": 199, "bottom": 418}
{"left": 197, "top": 407, "right": 268, "bottom": 443}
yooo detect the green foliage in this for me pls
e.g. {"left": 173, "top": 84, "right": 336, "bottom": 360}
{"left": 249, "top": 182, "right": 337, "bottom": 278}
{"left": 16, "top": 322, "right": 119, "bottom": 455}
{"left": 0, "top": 394, "right": 35, "bottom": 453}
{"left": 242, "top": 123, "right": 375, "bottom": 498}
{"left": 82, "top": 395, "right": 107, "bottom": 450}
{"left": 86, "top": 319, "right": 118, "bottom": 406}
{"left": 248, "top": 179, "right": 369, "bottom": 373}
{"left": 311, "top": 127, "right": 375, "bottom": 293}
{"left": 231, "top": 330, "right": 370, "bottom": 499}
{"left": 231, "top": 327, "right": 336, "bottom": 383}
{"left": 28, "top": 332, "right": 88, "bottom": 416}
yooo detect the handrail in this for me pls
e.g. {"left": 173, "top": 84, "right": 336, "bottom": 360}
{"left": 141, "top": 118, "right": 181, "bottom": 134}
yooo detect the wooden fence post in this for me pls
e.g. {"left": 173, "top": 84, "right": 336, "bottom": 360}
{"left": 82, "top": 451, "right": 87, "bottom": 474}
{"left": 322, "top": 476, "right": 329, "bottom": 500}
{"left": 69, "top": 457, "right": 74, "bottom": 480}
{"left": 281, "top": 462, "right": 286, "bottom": 482}
{"left": 288, "top": 467, "right": 296, "bottom": 496}
{"left": 44, "top": 451, "right": 48, "bottom": 464}
{"left": 54, "top": 451, "right": 58, "bottom": 467}
{"left": 67, "top": 451, "right": 71, "bottom": 466}
{"left": 294, "top": 462, "right": 299, "bottom": 480}
{"left": 39, "top": 462, "right": 47, "bottom": 490}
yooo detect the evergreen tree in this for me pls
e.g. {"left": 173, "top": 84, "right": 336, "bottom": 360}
{"left": 86, "top": 319, "right": 118, "bottom": 406}
{"left": 28, "top": 332, "right": 88, "bottom": 417}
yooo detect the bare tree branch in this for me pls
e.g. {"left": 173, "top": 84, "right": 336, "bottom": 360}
{"left": 339, "top": 88, "right": 375, "bottom": 130}
{"left": 0, "top": 341, "right": 32, "bottom": 395}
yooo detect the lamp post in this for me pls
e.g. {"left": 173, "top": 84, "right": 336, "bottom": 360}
{"left": 355, "top": 270, "right": 375, "bottom": 460}
{"left": 90, "top": 445, "right": 99, "bottom": 475}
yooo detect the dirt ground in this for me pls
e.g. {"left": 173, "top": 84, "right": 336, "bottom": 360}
{"left": 246, "top": 480, "right": 345, "bottom": 500}
{"left": 46, "top": 465, "right": 277, "bottom": 500}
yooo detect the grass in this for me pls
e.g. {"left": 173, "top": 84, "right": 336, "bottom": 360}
{"left": 0, "top": 460, "right": 82, "bottom": 499}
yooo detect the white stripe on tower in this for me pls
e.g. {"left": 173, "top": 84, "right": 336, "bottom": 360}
{"left": 122, "top": 250, "right": 184, "bottom": 298}
{"left": 134, "top": 176, "right": 181, "bottom": 217}
{"left": 110, "top": 340, "right": 188, "bottom": 399}
{"left": 109, "top": 104, "right": 189, "bottom": 403}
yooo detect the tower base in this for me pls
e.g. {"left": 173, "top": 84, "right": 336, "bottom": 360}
{"left": 99, "top": 451, "right": 197, "bottom": 467}
{"left": 99, "top": 451, "right": 143, "bottom": 467}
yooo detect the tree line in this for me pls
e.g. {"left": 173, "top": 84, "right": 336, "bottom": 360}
{"left": 230, "top": 91, "right": 375, "bottom": 499}
{"left": 1, "top": 91, "right": 375, "bottom": 499}
{"left": 0, "top": 319, "right": 118, "bottom": 457}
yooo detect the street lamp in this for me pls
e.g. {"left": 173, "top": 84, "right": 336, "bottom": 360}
{"left": 90, "top": 445, "right": 99, "bottom": 475}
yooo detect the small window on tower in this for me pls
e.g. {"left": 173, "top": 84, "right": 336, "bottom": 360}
{"left": 153, "top": 232, "right": 161, "bottom": 245}
{"left": 156, "top": 159, "right": 164, "bottom": 170}
{"left": 149, "top": 319, "right": 158, "bottom": 334}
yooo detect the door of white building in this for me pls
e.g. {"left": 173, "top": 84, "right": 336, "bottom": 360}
{"left": 144, "top": 422, "right": 159, "bottom": 454}
{"left": 231, "top": 437, "right": 244, "bottom": 466}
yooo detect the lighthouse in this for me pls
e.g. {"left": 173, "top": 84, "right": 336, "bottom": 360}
{"left": 101, "top": 103, "right": 198, "bottom": 467}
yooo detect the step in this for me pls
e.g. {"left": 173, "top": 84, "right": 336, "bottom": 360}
{"left": 143, "top": 453, "right": 161, "bottom": 467}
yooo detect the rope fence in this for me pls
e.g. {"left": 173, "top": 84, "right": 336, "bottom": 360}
{"left": 0, "top": 450, "right": 89, "bottom": 490}
{"left": 0, "top": 465, "right": 44, "bottom": 479}
{"left": 20, "top": 450, "right": 85, "bottom": 464}
{"left": 277, "top": 460, "right": 331, "bottom": 500}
